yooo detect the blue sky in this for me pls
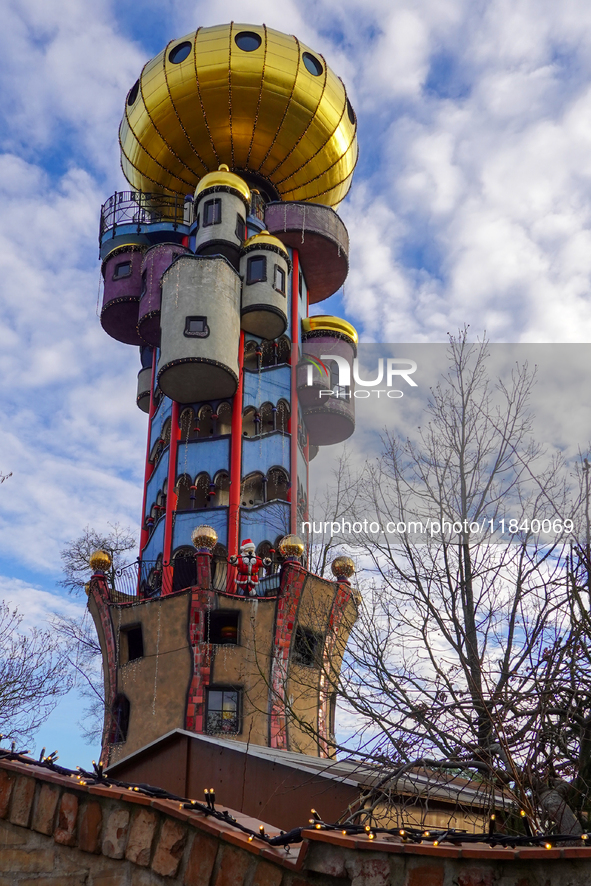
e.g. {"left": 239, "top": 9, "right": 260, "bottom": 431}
{"left": 2, "top": 0, "right": 591, "bottom": 766}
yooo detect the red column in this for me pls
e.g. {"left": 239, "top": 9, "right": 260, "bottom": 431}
{"left": 290, "top": 250, "right": 300, "bottom": 535}
{"left": 162, "top": 399, "right": 180, "bottom": 595}
{"left": 139, "top": 349, "right": 158, "bottom": 553}
{"left": 228, "top": 331, "right": 245, "bottom": 560}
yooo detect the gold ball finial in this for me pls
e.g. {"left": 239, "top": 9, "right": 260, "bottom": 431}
{"left": 89, "top": 550, "right": 112, "bottom": 574}
{"left": 191, "top": 525, "right": 218, "bottom": 551}
{"left": 278, "top": 535, "right": 305, "bottom": 559}
{"left": 331, "top": 555, "right": 355, "bottom": 580}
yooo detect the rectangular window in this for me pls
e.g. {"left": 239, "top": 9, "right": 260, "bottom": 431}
{"left": 299, "top": 270, "right": 303, "bottom": 298}
{"left": 121, "top": 625, "right": 144, "bottom": 663}
{"left": 292, "top": 627, "right": 322, "bottom": 668}
{"left": 209, "top": 611, "right": 239, "bottom": 645}
{"left": 140, "top": 269, "right": 147, "bottom": 297}
{"left": 206, "top": 688, "right": 241, "bottom": 734}
{"left": 184, "top": 316, "right": 209, "bottom": 338}
{"left": 246, "top": 255, "right": 267, "bottom": 284}
{"left": 235, "top": 214, "right": 246, "bottom": 242}
{"left": 203, "top": 198, "right": 221, "bottom": 226}
{"left": 113, "top": 261, "right": 132, "bottom": 280}
{"left": 274, "top": 264, "right": 286, "bottom": 294}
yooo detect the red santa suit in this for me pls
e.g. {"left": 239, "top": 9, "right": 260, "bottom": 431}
{"left": 229, "top": 539, "right": 270, "bottom": 596}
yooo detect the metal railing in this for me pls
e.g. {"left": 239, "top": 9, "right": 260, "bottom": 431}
{"left": 109, "top": 558, "right": 282, "bottom": 602}
{"left": 99, "top": 191, "right": 188, "bottom": 240}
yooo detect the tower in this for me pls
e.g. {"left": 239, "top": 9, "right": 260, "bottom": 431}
{"left": 89, "top": 23, "right": 359, "bottom": 769}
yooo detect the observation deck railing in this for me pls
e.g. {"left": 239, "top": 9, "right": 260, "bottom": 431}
{"left": 99, "top": 191, "right": 188, "bottom": 242}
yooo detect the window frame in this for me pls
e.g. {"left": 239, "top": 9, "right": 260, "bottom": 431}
{"left": 273, "top": 264, "right": 286, "bottom": 295}
{"left": 113, "top": 260, "right": 132, "bottom": 281}
{"left": 184, "top": 316, "right": 210, "bottom": 338}
{"left": 205, "top": 686, "right": 242, "bottom": 735}
{"left": 208, "top": 610, "right": 240, "bottom": 646}
{"left": 121, "top": 624, "right": 144, "bottom": 664}
{"left": 235, "top": 213, "right": 246, "bottom": 242}
{"left": 246, "top": 255, "right": 267, "bottom": 285}
{"left": 292, "top": 626, "right": 323, "bottom": 668}
{"left": 203, "top": 198, "right": 222, "bottom": 227}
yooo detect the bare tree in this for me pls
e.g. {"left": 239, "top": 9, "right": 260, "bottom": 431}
{"left": 268, "top": 333, "right": 590, "bottom": 833}
{"left": 50, "top": 612, "right": 104, "bottom": 745}
{"left": 0, "top": 602, "right": 72, "bottom": 745}
{"left": 59, "top": 523, "right": 136, "bottom": 594}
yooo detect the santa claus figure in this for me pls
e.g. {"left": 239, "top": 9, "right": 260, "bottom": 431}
{"left": 229, "top": 539, "right": 271, "bottom": 596}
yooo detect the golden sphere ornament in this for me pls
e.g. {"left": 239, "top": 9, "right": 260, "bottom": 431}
{"left": 89, "top": 550, "right": 112, "bottom": 574}
{"left": 331, "top": 555, "right": 355, "bottom": 580}
{"left": 191, "top": 525, "right": 218, "bottom": 551}
{"left": 278, "top": 534, "right": 305, "bottom": 559}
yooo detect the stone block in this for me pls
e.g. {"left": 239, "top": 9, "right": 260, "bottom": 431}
{"left": 306, "top": 844, "right": 347, "bottom": 877}
{"left": 151, "top": 817, "right": 187, "bottom": 878}
{"left": 184, "top": 830, "right": 219, "bottom": 886}
{"left": 0, "top": 770, "right": 14, "bottom": 819}
{"left": 126, "top": 808, "right": 158, "bottom": 866}
{"left": 457, "top": 868, "right": 494, "bottom": 886}
{"left": 407, "top": 863, "right": 445, "bottom": 886}
{"left": 0, "top": 819, "right": 26, "bottom": 845}
{"left": 54, "top": 792, "right": 79, "bottom": 846}
{"left": 0, "top": 847, "right": 55, "bottom": 872}
{"left": 78, "top": 800, "right": 103, "bottom": 853}
{"left": 346, "top": 856, "right": 391, "bottom": 886}
{"left": 32, "top": 783, "right": 60, "bottom": 835}
{"left": 9, "top": 775, "right": 36, "bottom": 828}
{"left": 213, "top": 844, "right": 252, "bottom": 886}
{"left": 102, "top": 808, "right": 130, "bottom": 859}
{"left": 251, "top": 859, "right": 284, "bottom": 886}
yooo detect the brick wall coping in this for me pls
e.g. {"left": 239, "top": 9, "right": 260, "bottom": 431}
{"left": 3, "top": 755, "right": 591, "bottom": 869}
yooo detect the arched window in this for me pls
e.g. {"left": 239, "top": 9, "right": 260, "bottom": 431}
{"left": 212, "top": 543, "right": 228, "bottom": 590}
{"left": 176, "top": 473, "right": 192, "bottom": 510}
{"left": 214, "top": 470, "right": 230, "bottom": 507}
{"left": 260, "top": 401, "right": 274, "bottom": 434}
{"left": 244, "top": 339, "right": 259, "bottom": 372}
{"left": 266, "top": 467, "right": 289, "bottom": 502}
{"left": 180, "top": 408, "right": 199, "bottom": 442}
{"left": 276, "top": 399, "right": 290, "bottom": 433}
{"left": 172, "top": 547, "right": 197, "bottom": 591}
{"left": 217, "top": 402, "right": 232, "bottom": 435}
{"left": 110, "top": 694, "right": 130, "bottom": 743}
{"left": 241, "top": 472, "right": 265, "bottom": 507}
{"left": 276, "top": 336, "right": 291, "bottom": 365}
{"left": 242, "top": 406, "right": 257, "bottom": 437}
{"left": 198, "top": 405, "right": 213, "bottom": 438}
{"left": 193, "top": 472, "right": 211, "bottom": 509}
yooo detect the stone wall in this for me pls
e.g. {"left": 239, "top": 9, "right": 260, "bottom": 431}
{"left": 2, "top": 757, "right": 591, "bottom": 885}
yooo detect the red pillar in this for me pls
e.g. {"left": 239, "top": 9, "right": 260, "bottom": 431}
{"left": 290, "top": 250, "right": 300, "bottom": 535}
{"left": 139, "top": 349, "right": 158, "bottom": 553}
{"left": 228, "top": 331, "right": 245, "bottom": 559}
{"left": 162, "top": 399, "right": 180, "bottom": 595}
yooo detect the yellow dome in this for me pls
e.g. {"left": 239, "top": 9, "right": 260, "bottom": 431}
{"left": 120, "top": 23, "right": 357, "bottom": 207}
{"left": 243, "top": 230, "right": 290, "bottom": 260}
{"left": 302, "top": 315, "right": 358, "bottom": 345}
{"left": 195, "top": 165, "right": 250, "bottom": 204}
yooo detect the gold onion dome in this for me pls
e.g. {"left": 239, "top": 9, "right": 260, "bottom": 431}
{"left": 243, "top": 230, "right": 290, "bottom": 259}
{"left": 331, "top": 555, "right": 355, "bottom": 580}
{"left": 194, "top": 164, "right": 250, "bottom": 203}
{"left": 278, "top": 534, "right": 305, "bottom": 558}
{"left": 302, "top": 315, "right": 358, "bottom": 345}
{"left": 191, "top": 525, "right": 218, "bottom": 550}
{"left": 89, "top": 550, "right": 112, "bottom": 573}
{"left": 120, "top": 23, "right": 358, "bottom": 207}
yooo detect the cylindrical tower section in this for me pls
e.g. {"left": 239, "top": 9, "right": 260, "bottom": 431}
{"left": 138, "top": 243, "right": 191, "bottom": 346}
{"left": 100, "top": 244, "right": 145, "bottom": 345}
{"left": 239, "top": 232, "right": 290, "bottom": 340}
{"left": 158, "top": 254, "right": 241, "bottom": 403}
{"left": 297, "top": 316, "right": 357, "bottom": 446}
{"left": 136, "top": 345, "right": 153, "bottom": 413}
{"left": 193, "top": 165, "right": 250, "bottom": 268}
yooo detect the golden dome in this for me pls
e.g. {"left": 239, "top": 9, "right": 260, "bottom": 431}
{"left": 278, "top": 534, "right": 305, "bottom": 558}
{"left": 302, "top": 315, "right": 358, "bottom": 345}
{"left": 194, "top": 164, "right": 250, "bottom": 204}
{"left": 89, "top": 550, "right": 112, "bottom": 573}
{"left": 331, "top": 555, "right": 355, "bottom": 580}
{"left": 191, "top": 525, "right": 219, "bottom": 550}
{"left": 243, "top": 230, "right": 290, "bottom": 260}
{"left": 120, "top": 23, "right": 357, "bottom": 207}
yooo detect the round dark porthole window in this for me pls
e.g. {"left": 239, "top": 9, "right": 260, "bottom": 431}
{"left": 302, "top": 52, "right": 323, "bottom": 76}
{"left": 346, "top": 98, "right": 356, "bottom": 125}
{"left": 235, "top": 31, "right": 262, "bottom": 52}
{"left": 169, "top": 41, "right": 192, "bottom": 64}
{"left": 127, "top": 79, "right": 140, "bottom": 107}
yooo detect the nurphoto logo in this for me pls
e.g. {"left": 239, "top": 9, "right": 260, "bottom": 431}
{"left": 303, "top": 355, "right": 418, "bottom": 399}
